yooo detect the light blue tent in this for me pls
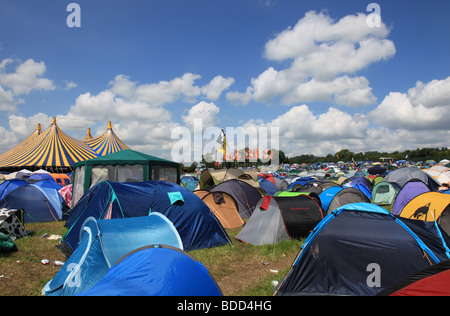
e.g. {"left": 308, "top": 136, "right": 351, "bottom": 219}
{"left": 43, "top": 213, "right": 182, "bottom": 296}
{"left": 78, "top": 245, "right": 222, "bottom": 296}
{"left": 180, "top": 175, "right": 199, "bottom": 191}
{"left": 319, "top": 186, "right": 342, "bottom": 213}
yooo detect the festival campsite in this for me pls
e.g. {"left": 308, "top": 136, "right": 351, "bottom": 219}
{"left": 1, "top": 119, "right": 450, "bottom": 296}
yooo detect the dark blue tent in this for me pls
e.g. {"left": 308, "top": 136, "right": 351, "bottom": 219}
{"left": 3, "top": 184, "right": 65, "bottom": 222}
{"left": 62, "top": 181, "right": 229, "bottom": 254}
{"left": 275, "top": 202, "right": 450, "bottom": 296}
{"left": 286, "top": 177, "right": 317, "bottom": 191}
{"left": 78, "top": 245, "right": 222, "bottom": 296}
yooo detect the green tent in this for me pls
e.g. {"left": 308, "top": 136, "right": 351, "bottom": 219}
{"left": 0, "top": 234, "right": 17, "bottom": 253}
{"left": 71, "top": 149, "right": 180, "bottom": 207}
{"left": 371, "top": 181, "right": 401, "bottom": 206}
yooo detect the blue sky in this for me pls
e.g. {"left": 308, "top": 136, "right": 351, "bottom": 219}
{"left": 0, "top": 0, "right": 449, "bottom": 162}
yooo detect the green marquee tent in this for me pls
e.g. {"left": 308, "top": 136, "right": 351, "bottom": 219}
{"left": 71, "top": 149, "right": 180, "bottom": 207}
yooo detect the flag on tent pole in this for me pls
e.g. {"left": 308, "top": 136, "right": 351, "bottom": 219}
{"left": 217, "top": 129, "right": 227, "bottom": 155}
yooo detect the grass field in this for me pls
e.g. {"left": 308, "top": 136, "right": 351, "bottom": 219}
{"left": 0, "top": 221, "right": 304, "bottom": 296}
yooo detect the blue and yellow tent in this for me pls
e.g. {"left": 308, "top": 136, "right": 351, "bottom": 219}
{"left": 0, "top": 118, "right": 98, "bottom": 172}
{"left": 84, "top": 121, "right": 129, "bottom": 156}
{"left": 0, "top": 124, "right": 42, "bottom": 161}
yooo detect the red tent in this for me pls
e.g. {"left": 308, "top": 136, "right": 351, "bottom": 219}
{"left": 378, "top": 260, "right": 450, "bottom": 296}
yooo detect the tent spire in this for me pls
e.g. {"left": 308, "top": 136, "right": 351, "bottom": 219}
{"left": 108, "top": 121, "right": 112, "bottom": 130}
{"left": 37, "top": 123, "right": 41, "bottom": 133}
{"left": 52, "top": 117, "right": 56, "bottom": 124}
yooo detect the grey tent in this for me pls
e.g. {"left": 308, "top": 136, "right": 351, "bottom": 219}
{"left": 210, "top": 179, "right": 261, "bottom": 219}
{"left": 327, "top": 187, "right": 370, "bottom": 214}
{"left": 383, "top": 167, "right": 441, "bottom": 190}
{"left": 235, "top": 195, "right": 324, "bottom": 245}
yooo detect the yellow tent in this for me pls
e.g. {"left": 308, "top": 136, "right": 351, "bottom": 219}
{"left": 84, "top": 121, "right": 129, "bottom": 156}
{"left": 400, "top": 191, "right": 450, "bottom": 234}
{"left": 0, "top": 123, "right": 42, "bottom": 161}
{"left": 0, "top": 118, "right": 98, "bottom": 172}
{"left": 82, "top": 128, "right": 93, "bottom": 141}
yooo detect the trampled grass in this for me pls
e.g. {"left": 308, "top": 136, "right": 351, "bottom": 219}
{"left": 0, "top": 221, "right": 303, "bottom": 296}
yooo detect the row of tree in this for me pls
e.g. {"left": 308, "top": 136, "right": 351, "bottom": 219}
{"left": 285, "top": 147, "right": 450, "bottom": 165}
{"left": 180, "top": 147, "right": 449, "bottom": 172}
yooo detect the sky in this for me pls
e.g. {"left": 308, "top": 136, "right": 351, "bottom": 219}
{"left": 0, "top": 0, "right": 449, "bottom": 163}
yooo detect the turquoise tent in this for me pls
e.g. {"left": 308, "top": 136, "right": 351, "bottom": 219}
{"left": 43, "top": 213, "right": 183, "bottom": 296}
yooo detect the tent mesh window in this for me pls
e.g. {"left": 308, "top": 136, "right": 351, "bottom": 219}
{"left": 151, "top": 166, "right": 178, "bottom": 183}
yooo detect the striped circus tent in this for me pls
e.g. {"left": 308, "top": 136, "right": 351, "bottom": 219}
{"left": 84, "top": 121, "right": 129, "bottom": 156}
{"left": 0, "top": 123, "right": 42, "bottom": 161}
{"left": 0, "top": 118, "right": 99, "bottom": 172}
{"left": 82, "top": 128, "right": 93, "bottom": 141}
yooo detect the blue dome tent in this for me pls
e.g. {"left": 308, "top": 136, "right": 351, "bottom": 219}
{"left": 3, "top": 183, "right": 65, "bottom": 222}
{"left": 275, "top": 203, "right": 450, "bottom": 296}
{"left": 62, "top": 181, "right": 229, "bottom": 255}
{"left": 78, "top": 245, "right": 222, "bottom": 296}
{"left": 0, "top": 179, "right": 28, "bottom": 200}
{"left": 318, "top": 186, "right": 343, "bottom": 213}
{"left": 43, "top": 213, "right": 183, "bottom": 296}
{"left": 258, "top": 178, "right": 278, "bottom": 196}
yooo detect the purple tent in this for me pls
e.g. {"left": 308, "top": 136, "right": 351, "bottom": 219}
{"left": 391, "top": 179, "right": 430, "bottom": 215}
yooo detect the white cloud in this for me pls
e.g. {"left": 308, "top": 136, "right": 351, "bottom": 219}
{"left": 182, "top": 101, "right": 220, "bottom": 131}
{"left": 369, "top": 77, "right": 450, "bottom": 130}
{"left": 57, "top": 74, "right": 227, "bottom": 159}
{"left": 64, "top": 81, "right": 77, "bottom": 90}
{"left": 201, "top": 75, "right": 235, "bottom": 100}
{"left": 265, "top": 11, "right": 391, "bottom": 62}
{"left": 109, "top": 75, "right": 137, "bottom": 99}
{"left": 0, "top": 113, "right": 53, "bottom": 152}
{"left": 240, "top": 104, "right": 370, "bottom": 156}
{"left": 8, "top": 113, "right": 52, "bottom": 136}
{"left": 0, "top": 58, "right": 55, "bottom": 95}
{"left": 0, "top": 85, "right": 18, "bottom": 111}
{"left": 287, "top": 76, "right": 376, "bottom": 107}
{"left": 66, "top": 90, "right": 173, "bottom": 124}
{"left": 135, "top": 73, "right": 202, "bottom": 106}
{"left": 407, "top": 77, "right": 450, "bottom": 108}
{"left": 227, "top": 11, "right": 395, "bottom": 107}
{"left": 0, "top": 58, "right": 56, "bottom": 113}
